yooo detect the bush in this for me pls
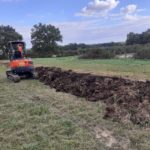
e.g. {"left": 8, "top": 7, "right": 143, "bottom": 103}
{"left": 79, "top": 48, "right": 115, "bottom": 59}
{"left": 26, "top": 49, "right": 54, "bottom": 58}
{"left": 134, "top": 49, "right": 150, "bottom": 59}
{"left": 27, "top": 43, "right": 150, "bottom": 59}
{"left": 57, "top": 50, "right": 78, "bottom": 57}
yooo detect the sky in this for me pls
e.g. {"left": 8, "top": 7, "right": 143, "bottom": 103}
{"left": 0, "top": 0, "right": 150, "bottom": 48}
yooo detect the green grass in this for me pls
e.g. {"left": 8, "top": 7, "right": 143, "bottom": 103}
{"left": 0, "top": 57, "right": 150, "bottom": 149}
{"left": 34, "top": 57, "right": 150, "bottom": 80}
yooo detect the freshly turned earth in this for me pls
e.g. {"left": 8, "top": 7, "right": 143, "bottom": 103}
{"left": 36, "top": 67, "right": 150, "bottom": 126}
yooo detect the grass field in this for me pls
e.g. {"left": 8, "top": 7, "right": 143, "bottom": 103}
{"left": 34, "top": 57, "right": 150, "bottom": 80}
{"left": 0, "top": 58, "right": 150, "bottom": 150}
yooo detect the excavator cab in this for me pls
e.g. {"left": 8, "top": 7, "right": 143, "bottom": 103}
{"left": 6, "top": 41, "right": 35, "bottom": 82}
{"left": 7, "top": 41, "right": 25, "bottom": 60}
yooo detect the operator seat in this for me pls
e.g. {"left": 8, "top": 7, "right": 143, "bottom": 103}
{"left": 13, "top": 51, "right": 22, "bottom": 60}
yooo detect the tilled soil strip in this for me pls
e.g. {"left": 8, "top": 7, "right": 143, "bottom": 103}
{"left": 36, "top": 67, "right": 150, "bottom": 127}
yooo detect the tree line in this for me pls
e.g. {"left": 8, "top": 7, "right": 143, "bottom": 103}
{"left": 126, "top": 29, "right": 150, "bottom": 45}
{"left": 0, "top": 23, "right": 150, "bottom": 59}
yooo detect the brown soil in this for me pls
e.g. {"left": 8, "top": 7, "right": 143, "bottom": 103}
{"left": 36, "top": 67, "right": 150, "bottom": 126}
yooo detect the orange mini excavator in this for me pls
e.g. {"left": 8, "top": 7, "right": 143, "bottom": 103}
{"left": 6, "top": 41, "right": 35, "bottom": 82}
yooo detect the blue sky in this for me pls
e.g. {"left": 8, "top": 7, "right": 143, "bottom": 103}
{"left": 0, "top": 0, "right": 150, "bottom": 47}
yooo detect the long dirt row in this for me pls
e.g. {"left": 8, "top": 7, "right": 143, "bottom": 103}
{"left": 36, "top": 67, "right": 150, "bottom": 127}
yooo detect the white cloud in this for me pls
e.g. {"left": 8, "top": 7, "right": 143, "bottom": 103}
{"left": 121, "top": 4, "right": 137, "bottom": 14}
{"left": 76, "top": 0, "right": 119, "bottom": 17}
{"left": 53, "top": 16, "right": 150, "bottom": 44}
{"left": 124, "top": 14, "right": 138, "bottom": 22}
{"left": 76, "top": 1, "right": 147, "bottom": 23}
{"left": 119, "top": 4, "right": 147, "bottom": 22}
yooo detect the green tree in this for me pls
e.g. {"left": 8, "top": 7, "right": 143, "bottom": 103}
{"left": 0, "top": 25, "right": 23, "bottom": 53}
{"left": 142, "top": 29, "right": 150, "bottom": 44}
{"left": 31, "top": 23, "right": 62, "bottom": 56}
{"left": 126, "top": 29, "right": 150, "bottom": 45}
{"left": 126, "top": 32, "right": 136, "bottom": 45}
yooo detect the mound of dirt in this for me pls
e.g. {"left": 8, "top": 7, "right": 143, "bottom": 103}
{"left": 36, "top": 67, "right": 150, "bottom": 126}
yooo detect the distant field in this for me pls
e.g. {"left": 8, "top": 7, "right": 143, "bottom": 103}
{"left": 34, "top": 57, "right": 150, "bottom": 80}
